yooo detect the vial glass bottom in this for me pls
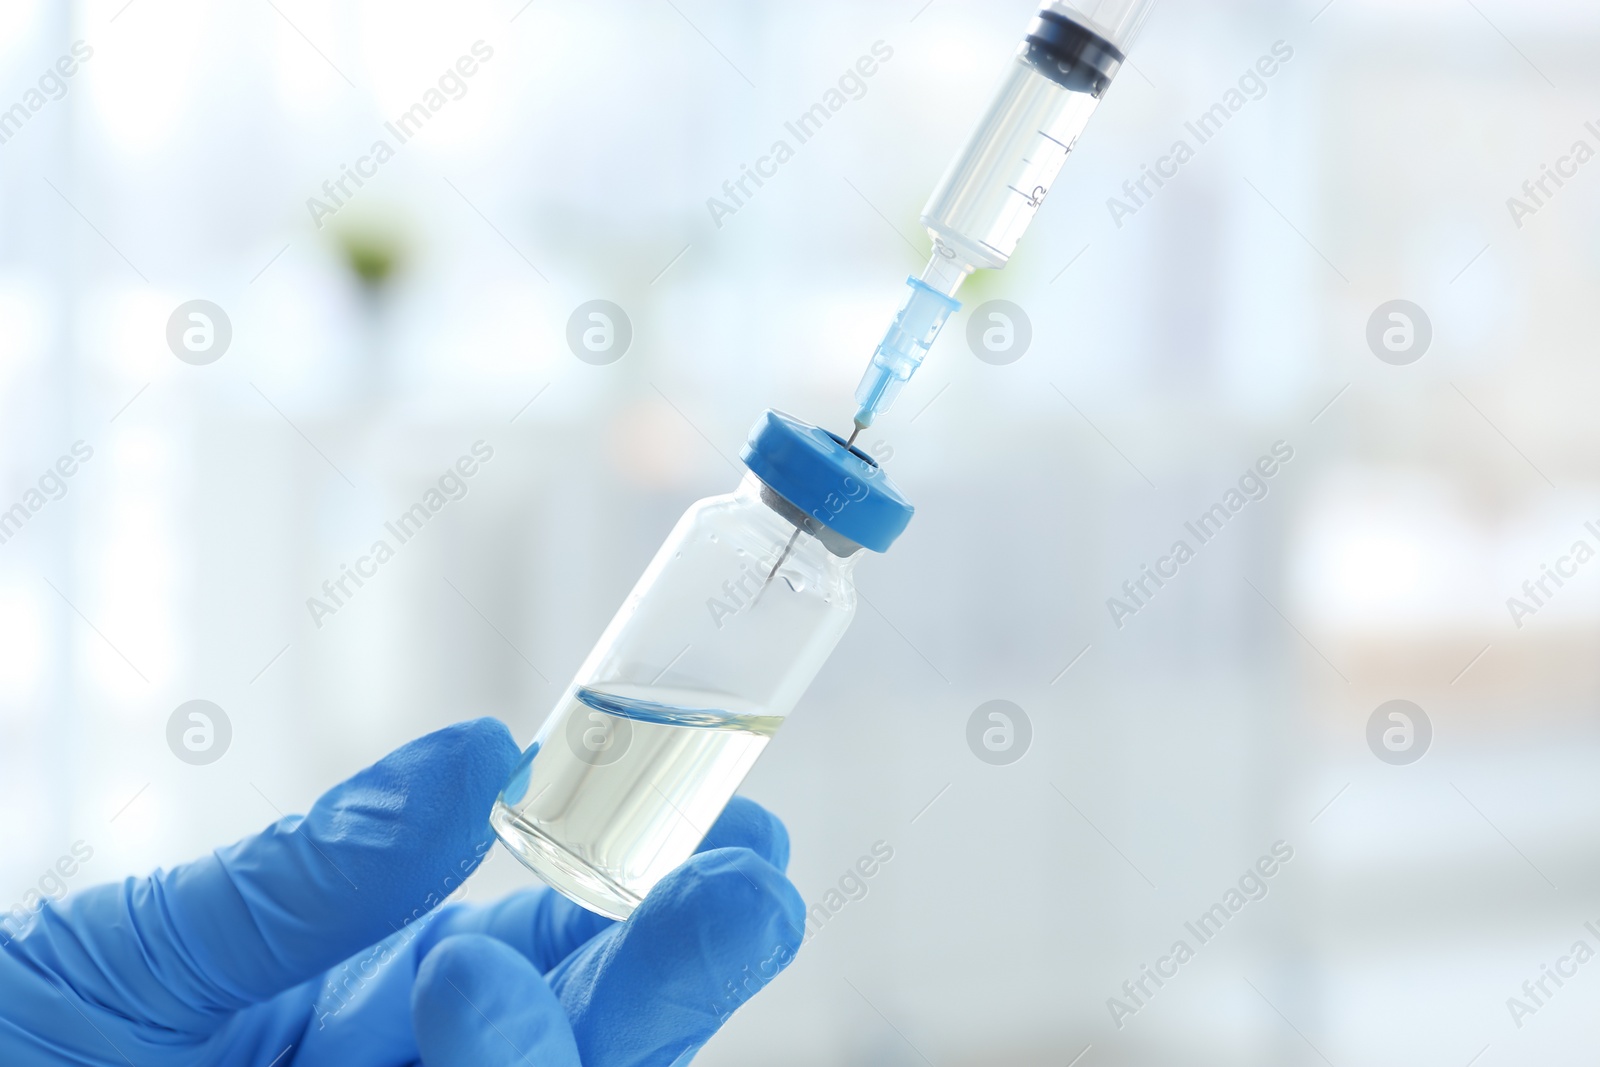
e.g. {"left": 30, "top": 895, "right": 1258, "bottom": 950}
{"left": 492, "top": 686, "right": 782, "bottom": 919}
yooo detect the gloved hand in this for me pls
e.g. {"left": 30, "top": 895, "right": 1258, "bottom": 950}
{"left": 0, "top": 718, "right": 805, "bottom": 1066}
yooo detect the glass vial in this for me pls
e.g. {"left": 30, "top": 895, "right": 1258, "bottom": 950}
{"left": 492, "top": 410, "right": 914, "bottom": 919}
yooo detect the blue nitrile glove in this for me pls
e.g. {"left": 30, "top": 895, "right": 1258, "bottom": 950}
{"left": 0, "top": 718, "right": 804, "bottom": 1066}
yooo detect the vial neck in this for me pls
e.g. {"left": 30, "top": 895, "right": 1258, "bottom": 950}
{"left": 737, "top": 473, "right": 866, "bottom": 559}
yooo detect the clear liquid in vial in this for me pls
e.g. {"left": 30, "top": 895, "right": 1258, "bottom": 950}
{"left": 491, "top": 685, "right": 782, "bottom": 919}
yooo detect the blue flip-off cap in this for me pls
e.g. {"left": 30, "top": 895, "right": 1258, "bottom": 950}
{"left": 740, "top": 409, "right": 914, "bottom": 553}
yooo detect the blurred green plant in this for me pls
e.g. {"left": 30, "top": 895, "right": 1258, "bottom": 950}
{"left": 332, "top": 221, "right": 407, "bottom": 291}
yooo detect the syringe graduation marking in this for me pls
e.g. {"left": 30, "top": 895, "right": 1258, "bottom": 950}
{"left": 1007, "top": 184, "right": 1047, "bottom": 207}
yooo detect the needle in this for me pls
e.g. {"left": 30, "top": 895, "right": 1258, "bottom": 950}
{"left": 759, "top": 527, "right": 804, "bottom": 596}
{"left": 748, "top": 527, "right": 800, "bottom": 604}
{"left": 846, "top": 423, "right": 863, "bottom": 448}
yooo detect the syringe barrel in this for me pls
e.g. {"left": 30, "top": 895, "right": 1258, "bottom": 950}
{"left": 850, "top": 0, "right": 1154, "bottom": 428}
{"left": 919, "top": 1, "right": 1150, "bottom": 274}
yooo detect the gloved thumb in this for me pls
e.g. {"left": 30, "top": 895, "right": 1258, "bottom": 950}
{"left": 413, "top": 935, "right": 582, "bottom": 1067}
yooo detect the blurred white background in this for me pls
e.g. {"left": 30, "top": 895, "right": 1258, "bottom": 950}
{"left": 3, "top": 0, "right": 1599, "bottom": 1063}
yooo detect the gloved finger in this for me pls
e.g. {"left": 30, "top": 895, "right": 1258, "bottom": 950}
{"left": 422, "top": 795, "right": 793, "bottom": 971}
{"left": 256, "top": 797, "right": 800, "bottom": 1066}
{"left": 697, "top": 795, "right": 791, "bottom": 871}
{"left": 8, "top": 718, "right": 520, "bottom": 1035}
{"left": 546, "top": 847, "right": 806, "bottom": 1067}
{"left": 413, "top": 935, "right": 582, "bottom": 1067}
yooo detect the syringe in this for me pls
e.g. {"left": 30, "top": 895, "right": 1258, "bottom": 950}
{"left": 851, "top": 0, "right": 1155, "bottom": 433}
